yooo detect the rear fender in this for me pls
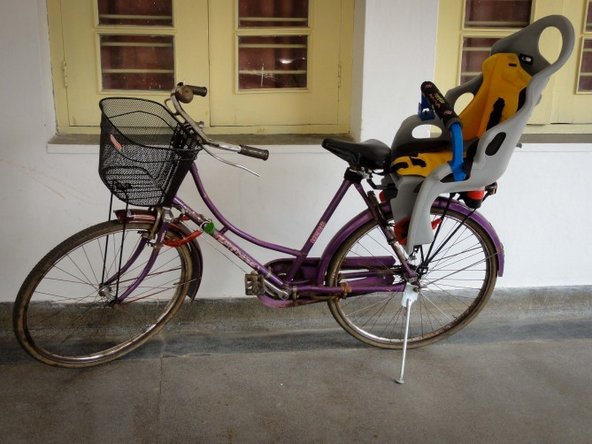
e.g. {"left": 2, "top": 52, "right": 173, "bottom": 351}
{"left": 316, "top": 197, "right": 504, "bottom": 284}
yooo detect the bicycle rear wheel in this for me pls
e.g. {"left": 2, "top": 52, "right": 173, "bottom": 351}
{"left": 14, "top": 220, "right": 194, "bottom": 367}
{"left": 326, "top": 204, "right": 498, "bottom": 349}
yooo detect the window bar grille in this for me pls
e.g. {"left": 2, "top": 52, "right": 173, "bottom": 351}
{"left": 101, "top": 42, "right": 173, "bottom": 48}
{"left": 238, "top": 44, "right": 307, "bottom": 49}
{"left": 102, "top": 69, "right": 175, "bottom": 74}
{"left": 464, "top": 20, "right": 528, "bottom": 27}
{"left": 239, "top": 17, "right": 307, "bottom": 22}
{"left": 98, "top": 14, "right": 172, "bottom": 21}
{"left": 239, "top": 70, "right": 307, "bottom": 75}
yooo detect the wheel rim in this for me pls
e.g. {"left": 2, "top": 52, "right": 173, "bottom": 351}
{"left": 327, "top": 207, "right": 498, "bottom": 348}
{"left": 16, "top": 222, "right": 192, "bottom": 366}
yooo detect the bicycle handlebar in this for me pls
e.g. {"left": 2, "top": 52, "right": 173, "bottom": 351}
{"left": 175, "top": 84, "right": 208, "bottom": 103}
{"left": 238, "top": 144, "right": 270, "bottom": 160}
{"left": 170, "top": 83, "right": 270, "bottom": 162}
{"left": 209, "top": 141, "right": 270, "bottom": 160}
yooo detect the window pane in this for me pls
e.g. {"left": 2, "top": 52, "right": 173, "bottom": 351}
{"left": 97, "top": 0, "right": 172, "bottom": 26}
{"left": 460, "top": 37, "right": 500, "bottom": 83}
{"left": 578, "top": 39, "right": 592, "bottom": 92}
{"left": 100, "top": 35, "right": 174, "bottom": 91}
{"left": 465, "top": 0, "right": 531, "bottom": 28}
{"left": 238, "top": 0, "right": 308, "bottom": 27}
{"left": 587, "top": 0, "right": 592, "bottom": 32}
{"left": 238, "top": 36, "right": 307, "bottom": 89}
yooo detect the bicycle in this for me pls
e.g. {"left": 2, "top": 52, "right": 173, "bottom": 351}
{"left": 13, "top": 15, "right": 575, "bottom": 384}
{"left": 13, "top": 82, "right": 502, "bottom": 371}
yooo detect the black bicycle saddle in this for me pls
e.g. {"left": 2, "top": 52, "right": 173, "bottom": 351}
{"left": 322, "top": 138, "right": 390, "bottom": 170}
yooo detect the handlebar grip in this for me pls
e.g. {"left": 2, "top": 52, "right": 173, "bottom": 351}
{"left": 175, "top": 84, "right": 208, "bottom": 104}
{"left": 189, "top": 85, "right": 208, "bottom": 97}
{"left": 239, "top": 145, "right": 269, "bottom": 161}
{"left": 420, "top": 81, "right": 461, "bottom": 128}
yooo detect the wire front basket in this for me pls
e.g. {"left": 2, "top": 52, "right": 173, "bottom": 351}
{"left": 99, "top": 97, "right": 200, "bottom": 207}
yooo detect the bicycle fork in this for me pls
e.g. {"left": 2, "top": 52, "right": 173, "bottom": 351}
{"left": 100, "top": 208, "right": 173, "bottom": 305}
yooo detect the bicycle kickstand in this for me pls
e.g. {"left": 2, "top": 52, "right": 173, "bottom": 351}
{"left": 395, "top": 285, "right": 419, "bottom": 384}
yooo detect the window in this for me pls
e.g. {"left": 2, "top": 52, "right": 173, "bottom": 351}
{"left": 459, "top": 0, "right": 532, "bottom": 83}
{"left": 579, "top": 39, "right": 592, "bottom": 91}
{"left": 208, "top": 0, "right": 352, "bottom": 132}
{"left": 435, "top": 0, "right": 592, "bottom": 131}
{"left": 47, "top": 0, "right": 353, "bottom": 135}
{"left": 577, "top": 0, "right": 592, "bottom": 92}
{"left": 237, "top": 0, "right": 309, "bottom": 90}
{"left": 97, "top": 0, "right": 175, "bottom": 91}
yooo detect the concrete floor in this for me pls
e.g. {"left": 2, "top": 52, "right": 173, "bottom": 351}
{"left": 1, "top": 291, "right": 591, "bottom": 443}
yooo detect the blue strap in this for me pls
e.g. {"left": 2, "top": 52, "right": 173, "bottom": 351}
{"left": 448, "top": 122, "right": 466, "bottom": 181}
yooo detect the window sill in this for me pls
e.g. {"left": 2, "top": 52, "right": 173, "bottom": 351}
{"left": 47, "top": 133, "right": 353, "bottom": 154}
{"left": 520, "top": 133, "right": 592, "bottom": 144}
{"left": 518, "top": 134, "right": 592, "bottom": 152}
{"left": 47, "top": 132, "right": 592, "bottom": 154}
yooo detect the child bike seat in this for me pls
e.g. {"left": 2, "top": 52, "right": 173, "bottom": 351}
{"left": 388, "top": 15, "right": 575, "bottom": 253}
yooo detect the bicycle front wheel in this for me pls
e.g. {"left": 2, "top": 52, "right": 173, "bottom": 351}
{"left": 14, "top": 220, "right": 194, "bottom": 367}
{"left": 326, "top": 204, "right": 499, "bottom": 349}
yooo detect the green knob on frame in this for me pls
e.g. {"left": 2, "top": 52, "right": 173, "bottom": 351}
{"left": 203, "top": 221, "right": 215, "bottom": 235}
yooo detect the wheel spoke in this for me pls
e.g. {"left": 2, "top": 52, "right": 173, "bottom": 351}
{"left": 14, "top": 221, "right": 198, "bottom": 367}
{"left": 327, "top": 204, "right": 497, "bottom": 349}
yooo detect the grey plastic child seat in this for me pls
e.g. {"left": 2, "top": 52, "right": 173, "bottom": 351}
{"left": 388, "top": 15, "right": 575, "bottom": 253}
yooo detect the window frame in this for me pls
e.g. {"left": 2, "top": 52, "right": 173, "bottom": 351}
{"left": 575, "top": 0, "right": 592, "bottom": 94}
{"left": 435, "top": 0, "right": 592, "bottom": 133}
{"left": 46, "top": 0, "right": 353, "bottom": 136}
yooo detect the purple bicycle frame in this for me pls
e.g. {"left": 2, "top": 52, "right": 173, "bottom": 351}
{"left": 170, "top": 163, "right": 407, "bottom": 304}
{"left": 111, "top": 162, "right": 505, "bottom": 307}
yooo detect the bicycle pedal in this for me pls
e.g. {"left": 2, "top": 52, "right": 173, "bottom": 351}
{"left": 244, "top": 272, "right": 265, "bottom": 296}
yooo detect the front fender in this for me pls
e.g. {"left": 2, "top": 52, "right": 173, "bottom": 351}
{"left": 114, "top": 209, "right": 203, "bottom": 299}
{"left": 316, "top": 198, "right": 504, "bottom": 285}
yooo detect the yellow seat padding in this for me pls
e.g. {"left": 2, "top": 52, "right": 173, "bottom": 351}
{"left": 459, "top": 53, "right": 532, "bottom": 140}
{"left": 393, "top": 53, "right": 532, "bottom": 177}
{"left": 391, "top": 151, "right": 453, "bottom": 177}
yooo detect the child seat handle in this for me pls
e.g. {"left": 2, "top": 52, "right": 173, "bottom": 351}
{"left": 419, "top": 81, "right": 466, "bottom": 181}
{"left": 420, "top": 81, "right": 461, "bottom": 129}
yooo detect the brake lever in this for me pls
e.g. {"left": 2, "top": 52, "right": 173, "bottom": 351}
{"left": 202, "top": 145, "right": 260, "bottom": 177}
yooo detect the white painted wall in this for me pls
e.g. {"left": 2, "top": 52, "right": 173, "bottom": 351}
{"left": 352, "top": 0, "right": 438, "bottom": 143}
{"left": 0, "top": 0, "right": 590, "bottom": 304}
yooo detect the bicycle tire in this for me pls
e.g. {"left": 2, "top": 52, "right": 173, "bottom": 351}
{"left": 14, "top": 220, "right": 195, "bottom": 367}
{"left": 326, "top": 204, "right": 498, "bottom": 349}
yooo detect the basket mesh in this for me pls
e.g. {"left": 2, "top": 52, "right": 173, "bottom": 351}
{"left": 99, "top": 97, "right": 199, "bottom": 207}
